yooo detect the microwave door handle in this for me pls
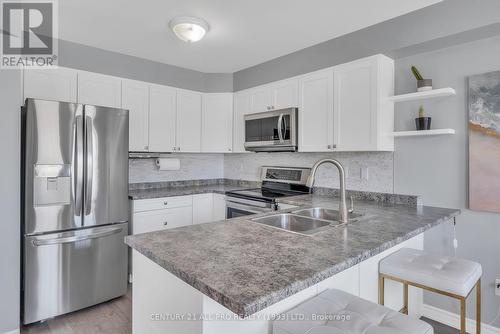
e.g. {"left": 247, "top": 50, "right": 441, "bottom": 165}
{"left": 282, "top": 115, "right": 287, "bottom": 140}
{"left": 277, "top": 113, "right": 284, "bottom": 142}
{"left": 84, "top": 116, "right": 93, "bottom": 216}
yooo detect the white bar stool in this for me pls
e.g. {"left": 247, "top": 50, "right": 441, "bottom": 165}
{"left": 273, "top": 289, "right": 434, "bottom": 334}
{"left": 379, "top": 248, "right": 482, "bottom": 334}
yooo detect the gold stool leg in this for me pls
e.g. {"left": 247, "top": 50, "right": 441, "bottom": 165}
{"left": 379, "top": 274, "right": 385, "bottom": 305}
{"left": 460, "top": 297, "right": 466, "bottom": 334}
{"left": 477, "top": 279, "right": 481, "bottom": 334}
{"left": 402, "top": 282, "right": 409, "bottom": 315}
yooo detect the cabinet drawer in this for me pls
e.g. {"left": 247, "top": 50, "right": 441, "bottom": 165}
{"left": 132, "top": 207, "right": 193, "bottom": 234}
{"left": 133, "top": 195, "right": 192, "bottom": 212}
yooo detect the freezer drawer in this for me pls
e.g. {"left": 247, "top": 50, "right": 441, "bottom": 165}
{"left": 23, "top": 223, "right": 128, "bottom": 324}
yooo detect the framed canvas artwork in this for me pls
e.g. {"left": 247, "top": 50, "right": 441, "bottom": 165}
{"left": 468, "top": 70, "right": 500, "bottom": 212}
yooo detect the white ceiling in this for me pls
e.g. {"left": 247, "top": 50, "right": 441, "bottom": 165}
{"left": 59, "top": 0, "right": 442, "bottom": 73}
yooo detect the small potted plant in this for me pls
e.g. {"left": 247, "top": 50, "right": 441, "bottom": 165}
{"left": 411, "top": 66, "right": 433, "bottom": 92}
{"left": 415, "top": 105, "right": 431, "bottom": 130}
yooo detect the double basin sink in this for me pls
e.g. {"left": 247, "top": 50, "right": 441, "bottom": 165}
{"left": 252, "top": 208, "right": 363, "bottom": 236}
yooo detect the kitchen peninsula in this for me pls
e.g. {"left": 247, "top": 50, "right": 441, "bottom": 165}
{"left": 125, "top": 192, "right": 459, "bottom": 334}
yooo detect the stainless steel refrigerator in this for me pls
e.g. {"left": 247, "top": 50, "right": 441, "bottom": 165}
{"left": 22, "top": 98, "right": 129, "bottom": 324}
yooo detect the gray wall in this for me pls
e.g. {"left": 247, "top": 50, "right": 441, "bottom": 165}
{"left": 233, "top": 0, "right": 500, "bottom": 91}
{"left": 224, "top": 152, "right": 394, "bottom": 193}
{"left": 59, "top": 40, "right": 233, "bottom": 92}
{"left": 394, "top": 36, "right": 500, "bottom": 326}
{"left": 0, "top": 69, "right": 22, "bottom": 333}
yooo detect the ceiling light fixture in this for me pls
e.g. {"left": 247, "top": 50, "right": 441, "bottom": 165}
{"left": 169, "top": 17, "right": 209, "bottom": 43}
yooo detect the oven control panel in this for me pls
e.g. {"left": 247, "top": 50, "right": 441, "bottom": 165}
{"left": 260, "top": 166, "right": 311, "bottom": 185}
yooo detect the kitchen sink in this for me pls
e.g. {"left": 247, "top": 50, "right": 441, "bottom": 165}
{"left": 251, "top": 213, "right": 333, "bottom": 235}
{"left": 293, "top": 207, "right": 362, "bottom": 222}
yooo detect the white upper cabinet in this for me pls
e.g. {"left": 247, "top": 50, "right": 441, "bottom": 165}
{"left": 298, "top": 68, "right": 334, "bottom": 152}
{"left": 333, "top": 55, "right": 394, "bottom": 151}
{"left": 271, "top": 78, "right": 299, "bottom": 109}
{"left": 176, "top": 89, "right": 202, "bottom": 152}
{"left": 149, "top": 84, "right": 177, "bottom": 153}
{"left": 233, "top": 91, "right": 252, "bottom": 153}
{"left": 248, "top": 78, "right": 299, "bottom": 113}
{"left": 122, "top": 80, "right": 149, "bottom": 152}
{"left": 202, "top": 93, "right": 233, "bottom": 153}
{"left": 77, "top": 71, "right": 122, "bottom": 108}
{"left": 23, "top": 67, "right": 77, "bottom": 103}
{"left": 249, "top": 87, "right": 272, "bottom": 113}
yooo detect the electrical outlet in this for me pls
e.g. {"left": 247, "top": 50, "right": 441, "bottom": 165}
{"left": 360, "top": 167, "right": 369, "bottom": 180}
{"left": 496, "top": 279, "right": 500, "bottom": 296}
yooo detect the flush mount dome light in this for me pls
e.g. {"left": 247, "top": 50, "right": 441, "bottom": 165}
{"left": 169, "top": 17, "right": 209, "bottom": 43}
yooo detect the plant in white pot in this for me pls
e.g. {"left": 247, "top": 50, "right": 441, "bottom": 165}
{"left": 411, "top": 66, "right": 433, "bottom": 92}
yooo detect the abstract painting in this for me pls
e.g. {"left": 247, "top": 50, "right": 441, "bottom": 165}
{"left": 469, "top": 70, "right": 500, "bottom": 212}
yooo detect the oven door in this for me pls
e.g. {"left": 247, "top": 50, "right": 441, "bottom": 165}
{"left": 244, "top": 108, "right": 297, "bottom": 151}
{"left": 226, "top": 197, "right": 276, "bottom": 219}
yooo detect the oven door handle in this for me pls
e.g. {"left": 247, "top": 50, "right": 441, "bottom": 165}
{"left": 226, "top": 201, "right": 275, "bottom": 214}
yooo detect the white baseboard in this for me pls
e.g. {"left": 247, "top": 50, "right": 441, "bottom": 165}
{"left": 2, "top": 329, "right": 20, "bottom": 334}
{"left": 421, "top": 304, "right": 500, "bottom": 334}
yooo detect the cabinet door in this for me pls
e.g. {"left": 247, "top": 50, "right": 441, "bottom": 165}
{"left": 77, "top": 71, "right": 122, "bottom": 108}
{"left": 233, "top": 92, "right": 252, "bottom": 153}
{"left": 133, "top": 207, "right": 192, "bottom": 234}
{"left": 334, "top": 58, "right": 377, "bottom": 151}
{"left": 176, "top": 90, "right": 202, "bottom": 152}
{"left": 202, "top": 93, "right": 233, "bottom": 153}
{"left": 212, "top": 194, "right": 226, "bottom": 221}
{"left": 149, "top": 85, "right": 176, "bottom": 152}
{"left": 298, "top": 68, "right": 334, "bottom": 152}
{"left": 122, "top": 80, "right": 149, "bottom": 152}
{"left": 192, "top": 194, "right": 214, "bottom": 224}
{"left": 23, "top": 67, "right": 77, "bottom": 103}
{"left": 249, "top": 87, "right": 272, "bottom": 113}
{"left": 272, "top": 78, "right": 299, "bottom": 109}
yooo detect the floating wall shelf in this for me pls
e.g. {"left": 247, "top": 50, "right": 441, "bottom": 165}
{"left": 390, "top": 129, "right": 456, "bottom": 137}
{"left": 389, "top": 88, "right": 456, "bottom": 103}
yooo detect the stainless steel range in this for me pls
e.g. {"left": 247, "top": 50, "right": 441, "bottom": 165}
{"left": 225, "top": 166, "right": 311, "bottom": 218}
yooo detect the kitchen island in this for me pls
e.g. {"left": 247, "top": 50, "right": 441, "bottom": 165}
{"left": 125, "top": 193, "right": 459, "bottom": 334}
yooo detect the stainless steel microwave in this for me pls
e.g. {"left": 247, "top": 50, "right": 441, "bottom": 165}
{"left": 244, "top": 108, "right": 298, "bottom": 152}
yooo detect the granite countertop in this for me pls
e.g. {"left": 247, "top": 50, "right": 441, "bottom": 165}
{"left": 125, "top": 193, "right": 460, "bottom": 317}
{"left": 128, "top": 179, "right": 259, "bottom": 200}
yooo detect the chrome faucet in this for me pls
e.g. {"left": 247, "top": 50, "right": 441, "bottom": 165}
{"left": 306, "top": 159, "right": 349, "bottom": 224}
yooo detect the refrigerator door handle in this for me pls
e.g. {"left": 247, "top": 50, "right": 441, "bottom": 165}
{"left": 31, "top": 226, "right": 123, "bottom": 247}
{"left": 84, "top": 116, "right": 94, "bottom": 216}
{"left": 74, "top": 115, "right": 84, "bottom": 215}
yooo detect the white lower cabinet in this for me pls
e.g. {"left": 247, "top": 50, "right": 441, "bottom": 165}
{"left": 192, "top": 194, "right": 214, "bottom": 225}
{"left": 133, "top": 206, "right": 192, "bottom": 234}
{"left": 212, "top": 194, "right": 227, "bottom": 221}
{"left": 131, "top": 193, "right": 226, "bottom": 235}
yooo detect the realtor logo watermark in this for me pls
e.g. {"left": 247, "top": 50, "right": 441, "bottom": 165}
{"left": 1, "top": 0, "right": 58, "bottom": 68}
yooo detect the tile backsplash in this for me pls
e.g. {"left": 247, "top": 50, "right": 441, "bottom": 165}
{"left": 129, "top": 152, "right": 394, "bottom": 193}
{"left": 224, "top": 152, "right": 394, "bottom": 193}
{"left": 129, "top": 154, "right": 224, "bottom": 184}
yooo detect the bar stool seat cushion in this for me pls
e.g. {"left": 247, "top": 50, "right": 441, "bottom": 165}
{"left": 379, "top": 248, "right": 482, "bottom": 297}
{"left": 273, "top": 289, "right": 433, "bottom": 334}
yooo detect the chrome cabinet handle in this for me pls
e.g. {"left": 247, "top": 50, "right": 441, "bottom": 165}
{"left": 163, "top": 201, "right": 168, "bottom": 205}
